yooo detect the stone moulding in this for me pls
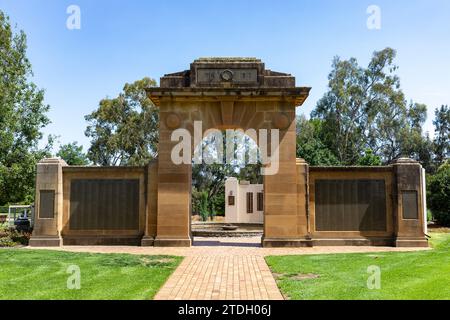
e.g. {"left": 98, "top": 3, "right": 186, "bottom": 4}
{"left": 146, "top": 87, "right": 311, "bottom": 107}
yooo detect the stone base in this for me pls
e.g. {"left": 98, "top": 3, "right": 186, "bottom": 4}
{"left": 395, "top": 238, "right": 429, "bottom": 248}
{"left": 141, "top": 236, "right": 155, "bottom": 247}
{"left": 313, "top": 238, "right": 395, "bottom": 247}
{"left": 262, "top": 238, "right": 313, "bottom": 248}
{"left": 154, "top": 237, "right": 192, "bottom": 247}
{"left": 62, "top": 236, "right": 141, "bottom": 246}
{"left": 29, "top": 236, "right": 62, "bottom": 247}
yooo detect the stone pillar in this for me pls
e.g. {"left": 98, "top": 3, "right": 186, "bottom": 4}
{"left": 296, "top": 158, "right": 313, "bottom": 245}
{"left": 392, "top": 158, "right": 428, "bottom": 247}
{"left": 29, "top": 158, "right": 67, "bottom": 247}
{"left": 154, "top": 111, "right": 192, "bottom": 247}
{"left": 141, "top": 160, "right": 158, "bottom": 246}
{"left": 262, "top": 112, "right": 303, "bottom": 247}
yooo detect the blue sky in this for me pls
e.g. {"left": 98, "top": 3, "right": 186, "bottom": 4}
{"left": 1, "top": 0, "right": 449, "bottom": 151}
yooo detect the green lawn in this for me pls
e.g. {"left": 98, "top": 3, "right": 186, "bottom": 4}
{"left": 0, "top": 250, "right": 182, "bottom": 300}
{"left": 266, "top": 232, "right": 450, "bottom": 300}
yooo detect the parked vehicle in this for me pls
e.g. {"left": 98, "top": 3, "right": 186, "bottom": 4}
{"left": 14, "top": 217, "right": 31, "bottom": 232}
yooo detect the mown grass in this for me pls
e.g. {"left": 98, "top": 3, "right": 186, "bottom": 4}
{"left": 266, "top": 232, "right": 450, "bottom": 300}
{"left": 0, "top": 249, "right": 182, "bottom": 300}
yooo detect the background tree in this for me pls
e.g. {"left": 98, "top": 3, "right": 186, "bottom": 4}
{"left": 356, "top": 149, "right": 382, "bottom": 166}
{"left": 312, "top": 48, "right": 430, "bottom": 166}
{"left": 296, "top": 116, "right": 340, "bottom": 166}
{"left": 433, "top": 105, "right": 449, "bottom": 165}
{"left": 427, "top": 160, "right": 450, "bottom": 226}
{"left": 85, "top": 78, "right": 159, "bottom": 166}
{"left": 0, "top": 11, "right": 53, "bottom": 205}
{"left": 56, "top": 142, "right": 89, "bottom": 166}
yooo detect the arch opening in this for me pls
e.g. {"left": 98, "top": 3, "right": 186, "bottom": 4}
{"left": 191, "top": 129, "right": 264, "bottom": 247}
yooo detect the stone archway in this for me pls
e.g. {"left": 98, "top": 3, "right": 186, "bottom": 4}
{"left": 29, "top": 58, "right": 428, "bottom": 248}
{"left": 146, "top": 58, "right": 311, "bottom": 247}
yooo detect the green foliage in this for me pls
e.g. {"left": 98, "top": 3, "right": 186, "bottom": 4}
{"left": 0, "top": 224, "right": 31, "bottom": 247}
{"left": 356, "top": 149, "right": 382, "bottom": 166}
{"left": 56, "top": 142, "right": 89, "bottom": 165}
{"left": 312, "top": 48, "right": 430, "bottom": 166}
{"left": 296, "top": 116, "right": 340, "bottom": 166}
{"left": 0, "top": 238, "right": 15, "bottom": 247}
{"left": 433, "top": 105, "right": 449, "bottom": 165}
{"left": 85, "top": 77, "right": 159, "bottom": 166}
{"left": 194, "top": 190, "right": 210, "bottom": 222}
{"left": 0, "top": 10, "right": 53, "bottom": 205}
{"left": 427, "top": 161, "right": 450, "bottom": 226}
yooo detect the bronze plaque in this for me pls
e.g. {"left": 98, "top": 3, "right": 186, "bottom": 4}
{"left": 315, "top": 180, "right": 387, "bottom": 232}
{"left": 197, "top": 68, "right": 258, "bottom": 84}
{"left": 402, "top": 191, "right": 419, "bottom": 219}
{"left": 69, "top": 179, "right": 139, "bottom": 230}
{"left": 39, "top": 190, "right": 55, "bottom": 219}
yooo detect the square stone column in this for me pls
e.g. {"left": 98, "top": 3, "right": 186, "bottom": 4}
{"left": 262, "top": 156, "right": 312, "bottom": 247}
{"left": 262, "top": 115, "right": 307, "bottom": 247}
{"left": 392, "top": 158, "right": 428, "bottom": 247}
{"left": 296, "top": 158, "right": 313, "bottom": 245}
{"left": 141, "top": 160, "right": 158, "bottom": 246}
{"left": 154, "top": 112, "right": 192, "bottom": 247}
{"left": 29, "top": 158, "right": 67, "bottom": 247}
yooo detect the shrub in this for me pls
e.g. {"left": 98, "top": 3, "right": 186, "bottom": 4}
{"left": 0, "top": 223, "right": 31, "bottom": 247}
{"left": 198, "top": 192, "right": 209, "bottom": 222}
{"left": 427, "top": 161, "right": 450, "bottom": 227}
{"left": 0, "top": 237, "right": 16, "bottom": 247}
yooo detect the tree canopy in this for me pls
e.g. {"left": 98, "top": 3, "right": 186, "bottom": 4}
{"left": 308, "top": 48, "right": 432, "bottom": 168}
{"left": 56, "top": 142, "right": 89, "bottom": 166}
{"left": 433, "top": 105, "right": 449, "bottom": 165}
{"left": 85, "top": 78, "right": 159, "bottom": 166}
{"left": 0, "top": 11, "right": 52, "bottom": 205}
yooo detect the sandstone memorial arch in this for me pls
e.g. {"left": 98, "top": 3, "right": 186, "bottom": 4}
{"left": 30, "top": 58, "right": 429, "bottom": 248}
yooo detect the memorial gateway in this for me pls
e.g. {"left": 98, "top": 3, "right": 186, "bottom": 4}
{"left": 29, "top": 58, "right": 428, "bottom": 248}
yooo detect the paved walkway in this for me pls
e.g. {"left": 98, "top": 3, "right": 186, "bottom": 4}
{"left": 154, "top": 255, "right": 283, "bottom": 300}
{"left": 29, "top": 237, "right": 429, "bottom": 300}
{"left": 30, "top": 237, "right": 429, "bottom": 257}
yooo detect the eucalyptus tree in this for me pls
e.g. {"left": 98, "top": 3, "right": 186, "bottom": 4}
{"left": 0, "top": 11, "right": 53, "bottom": 205}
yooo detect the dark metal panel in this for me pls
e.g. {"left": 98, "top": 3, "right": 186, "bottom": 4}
{"left": 257, "top": 192, "right": 264, "bottom": 211}
{"left": 69, "top": 179, "right": 139, "bottom": 230}
{"left": 315, "top": 180, "right": 387, "bottom": 232}
{"left": 246, "top": 192, "right": 254, "bottom": 213}
{"left": 402, "top": 191, "right": 419, "bottom": 219}
{"left": 39, "top": 190, "right": 55, "bottom": 219}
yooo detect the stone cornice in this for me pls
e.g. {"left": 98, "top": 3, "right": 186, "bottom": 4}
{"left": 146, "top": 87, "right": 311, "bottom": 107}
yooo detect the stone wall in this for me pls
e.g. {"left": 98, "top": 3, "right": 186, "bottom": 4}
{"left": 30, "top": 157, "right": 428, "bottom": 247}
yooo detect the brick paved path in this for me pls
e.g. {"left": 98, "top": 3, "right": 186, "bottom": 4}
{"left": 154, "top": 255, "right": 283, "bottom": 300}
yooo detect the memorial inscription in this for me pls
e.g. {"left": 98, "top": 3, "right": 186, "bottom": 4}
{"left": 197, "top": 68, "right": 258, "bottom": 84}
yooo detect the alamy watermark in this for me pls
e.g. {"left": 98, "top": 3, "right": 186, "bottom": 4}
{"left": 367, "top": 5, "right": 381, "bottom": 30}
{"left": 66, "top": 5, "right": 81, "bottom": 30}
{"left": 170, "top": 121, "right": 280, "bottom": 176}
{"left": 367, "top": 265, "right": 381, "bottom": 290}
{"left": 66, "top": 265, "right": 81, "bottom": 290}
